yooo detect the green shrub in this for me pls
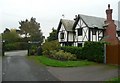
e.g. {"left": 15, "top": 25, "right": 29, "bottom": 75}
{"left": 50, "top": 50, "right": 77, "bottom": 61}
{"left": 82, "top": 41, "right": 104, "bottom": 63}
{"left": 4, "top": 42, "right": 28, "bottom": 51}
{"left": 29, "top": 44, "right": 38, "bottom": 55}
{"left": 61, "top": 41, "right": 105, "bottom": 63}
{"left": 42, "top": 40, "right": 60, "bottom": 56}
{"left": 61, "top": 46, "right": 82, "bottom": 59}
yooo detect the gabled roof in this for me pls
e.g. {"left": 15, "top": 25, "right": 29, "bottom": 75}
{"left": 57, "top": 14, "right": 120, "bottom": 34}
{"left": 79, "top": 14, "right": 105, "bottom": 29}
{"left": 57, "top": 19, "right": 75, "bottom": 33}
{"left": 73, "top": 14, "right": 120, "bottom": 30}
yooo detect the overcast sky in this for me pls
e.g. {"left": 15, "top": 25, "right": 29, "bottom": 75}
{"left": 0, "top": 0, "right": 120, "bottom": 38}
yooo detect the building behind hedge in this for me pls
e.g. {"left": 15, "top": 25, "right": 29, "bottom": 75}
{"left": 57, "top": 4, "right": 120, "bottom": 47}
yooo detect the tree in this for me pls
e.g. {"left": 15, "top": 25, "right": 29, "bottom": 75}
{"left": 47, "top": 28, "right": 58, "bottom": 41}
{"left": 3, "top": 28, "right": 10, "bottom": 33}
{"left": 19, "top": 17, "right": 43, "bottom": 44}
{"left": 2, "top": 29, "right": 20, "bottom": 43}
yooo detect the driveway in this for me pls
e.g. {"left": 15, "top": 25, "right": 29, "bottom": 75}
{"left": 2, "top": 50, "right": 59, "bottom": 81}
{"left": 2, "top": 50, "right": 119, "bottom": 81}
{"left": 47, "top": 64, "right": 118, "bottom": 81}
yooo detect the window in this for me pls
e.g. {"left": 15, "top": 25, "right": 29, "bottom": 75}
{"left": 78, "top": 28, "right": 83, "bottom": 36}
{"left": 117, "top": 31, "right": 120, "bottom": 36}
{"left": 60, "top": 32, "right": 64, "bottom": 39}
{"left": 78, "top": 43, "right": 82, "bottom": 47}
{"left": 92, "top": 29, "right": 96, "bottom": 35}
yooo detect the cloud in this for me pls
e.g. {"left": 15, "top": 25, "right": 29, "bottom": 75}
{"left": 0, "top": 0, "right": 119, "bottom": 37}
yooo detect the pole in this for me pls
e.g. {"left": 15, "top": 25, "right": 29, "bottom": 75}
{"left": 2, "top": 41, "right": 4, "bottom": 56}
{"left": 28, "top": 42, "right": 30, "bottom": 56}
{"left": 104, "top": 44, "right": 106, "bottom": 64}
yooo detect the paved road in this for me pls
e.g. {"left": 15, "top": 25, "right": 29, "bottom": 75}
{"left": 2, "top": 50, "right": 59, "bottom": 81}
{"left": 2, "top": 50, "right": 119, "bottom": 81}
{"left": 47, "top": 64, "right": 118, "bottom": 81}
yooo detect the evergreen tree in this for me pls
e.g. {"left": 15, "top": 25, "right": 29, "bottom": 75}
{"left": 19, "top": 17, "right": 43, "bottom": 44}
{"left": 47, "top": 28, "right": 57, "bottom": 41}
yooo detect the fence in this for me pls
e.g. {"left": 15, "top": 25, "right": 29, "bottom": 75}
{"left": 106, "top": 44, "right": 120, "bottom": 65}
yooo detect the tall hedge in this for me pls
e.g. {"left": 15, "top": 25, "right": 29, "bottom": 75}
{"left": 4, "top": 42, "right": 28, "bottom": 51}
{"left": 61, "top": 41, "right": 105, "bottom": 63}
{"left": 82, "top": 41, "right": 104, "bottom": 63}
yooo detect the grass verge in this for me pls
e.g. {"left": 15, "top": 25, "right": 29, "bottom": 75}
{"left": 105, "top": 77, "right": 120, "bottom": 83}
{"left": 27, "top": 55, "right": 96, "bottom": 67}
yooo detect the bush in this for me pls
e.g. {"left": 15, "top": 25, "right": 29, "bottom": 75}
{"left": 49, "top": 50, "right": 77, "bottom": 61}
{"left": 37, "top": 46, "right": 42, "bottom": 55}
{"left": 61, "top": 46, "right": 82, "bottom": 59}
{"left": 4, "top": 42, "right": 28, "bottom": 51}
{"left": 61, "top": 41, "right": 105, "bottom": 63}
{"left": 82, "top": 41, "right": 104, "bottom": 63}
{"left": 42, "top": 40, "right": 60, "bottom": 56}
{"left": 29, "top": 44, "right": 38, "bottom": 55}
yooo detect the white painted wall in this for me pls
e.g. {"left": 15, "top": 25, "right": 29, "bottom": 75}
{"left": 98, "top": 30, "right": 104, "bottom": 41}
{"left": 68, "top": 32, "right": 73, "bottom": 41}
{"left": 74, "top": 19, "right": 89, "bottom": 45}
{"left": 82, "top": 27, "right": 88, "bottom": 41}
{"left": 75, "top": 27, "right": 89, "bottom": 42}
{"left": 58, "top": 24, "right": 67, "bottom": 42}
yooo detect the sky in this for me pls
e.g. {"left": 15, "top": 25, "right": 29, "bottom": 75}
{"left": 0, "top": 0, "right": 120, "bottom": 38}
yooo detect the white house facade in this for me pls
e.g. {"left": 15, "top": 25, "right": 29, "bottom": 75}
{"left": 57, "top": 19, "right": 75, "bottom": 46}
{"left": 57, "top": 4, "right": 120, "bottom": 47}
{"left": 73, "top": 14, "right": 106, "bottom": 47}
{"left": 57, "top": 14, "right": 120, "bottom": 47}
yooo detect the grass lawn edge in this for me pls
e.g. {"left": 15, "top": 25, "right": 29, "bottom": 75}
{"left": 27, "top": 55, "right": 97, "bottom": 67}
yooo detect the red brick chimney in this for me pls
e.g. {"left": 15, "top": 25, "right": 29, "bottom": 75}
{"left": 104, "top": 4, "right": 119, "bottom": 45}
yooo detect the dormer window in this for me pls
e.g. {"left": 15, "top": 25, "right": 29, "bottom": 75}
{"left": 60, "top": 32, "right": 64, "bottom": 39}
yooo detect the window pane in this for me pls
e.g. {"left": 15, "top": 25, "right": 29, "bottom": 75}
{"left": 92, "top": 29, "right": 96, "bottom": 35}
{"left": 78, "top": 43, "right": 82, "bottom": 47}
{"left": 60, "top": 33, "right": 64, "bottom": 39}
{"left": 78, "top": 28, "right": 82, "bottom": 36}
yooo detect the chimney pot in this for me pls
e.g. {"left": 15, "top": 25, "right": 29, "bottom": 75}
{"left": 108, "top": 4, "right": 110, "bottom": 9}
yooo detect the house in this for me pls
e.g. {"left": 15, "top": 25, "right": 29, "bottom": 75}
{"left": 57, "top": 4, "right": 120, "bottom": 47}
{"left": 57, "top": 19, "right": 75, "bottom": 46}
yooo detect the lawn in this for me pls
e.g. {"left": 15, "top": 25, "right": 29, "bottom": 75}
{"left": 28, "top": 56, "right": 96, "bottom": 67}
{"left": 106, "top": 77, "right": 120, "bottom": 83}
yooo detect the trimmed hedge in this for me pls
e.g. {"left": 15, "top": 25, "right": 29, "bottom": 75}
{"left": 61, "top": 41, "right": 105, "bottom": 63}
{"left": 82, "top": 41, "right": 104, "bottom": 63}
{"left": 4, "top": 42, "right": 28, "bottom": 51}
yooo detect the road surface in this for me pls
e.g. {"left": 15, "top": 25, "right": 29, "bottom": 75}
{"left": 2, "top": 50, "right": 59, "bottom": 81}
{"left": 47, "top": 64, "right": 118, "bottom": 81}
{"left": 2, "top": 50, "right": 119, "bottom": 81}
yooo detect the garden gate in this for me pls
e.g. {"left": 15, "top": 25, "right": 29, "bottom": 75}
{"left": 106, "top": 44, "right": 120, "bottom": 65}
